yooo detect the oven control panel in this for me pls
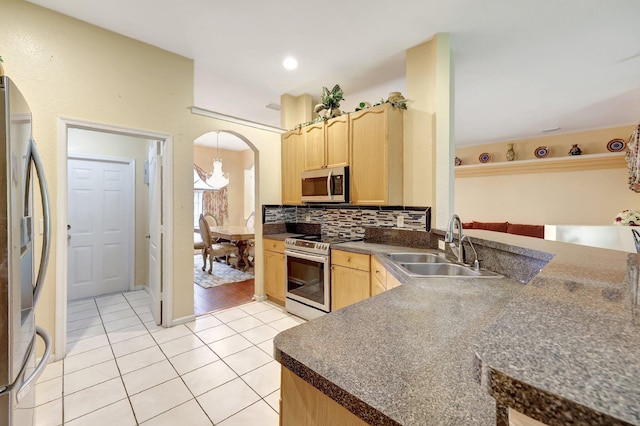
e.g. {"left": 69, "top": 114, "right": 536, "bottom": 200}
{"left": 284, "top": 238, "right": 330, "bottom": 255}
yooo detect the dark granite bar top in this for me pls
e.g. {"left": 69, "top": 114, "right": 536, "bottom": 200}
{"left": 274, "top": 231, "right": 640, "bottom": 425}
{"left": 275, "top": 241, "right": 524, "bottom": 425}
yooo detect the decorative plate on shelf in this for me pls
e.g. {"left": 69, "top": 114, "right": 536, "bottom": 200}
{"left": 478, "top": 153, "right": 491, "bottom": 163}
{"left": 607, "top": 138, "right": 626, "bottom": 152}
{"left": 534, "top": 146, "right": 549, "bottom": 158}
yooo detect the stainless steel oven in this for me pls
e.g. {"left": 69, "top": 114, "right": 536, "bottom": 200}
{"left": 284, "top": 237, "right": 331, "bottom": 320}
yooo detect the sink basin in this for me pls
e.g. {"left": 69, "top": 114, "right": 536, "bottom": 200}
{"left": 387, "top": 252, "right": 451, "bottom": 263}
{"left": 398, "top": 262, "right": 502, "bottom": 278}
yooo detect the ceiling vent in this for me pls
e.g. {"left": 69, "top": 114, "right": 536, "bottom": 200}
{"left": 265, "top": 103, "right": 281, "bottom": 111}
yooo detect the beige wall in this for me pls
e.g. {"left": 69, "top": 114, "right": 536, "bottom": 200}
{"left": 194, "top": 144, "right": 254, "bottom": 226}
{"left": 68, "top": 128, "right": 151, "bottom": 287}
{"left": 455, "top": 125, "right": 636, "bottom": 164}
{"left": 455, "top": 125, "right": 639, "bottom": 225}
{"left": 2, "top": 0, "right": 281, "bottom": 353}
{"left": 404, "top": 34, "right": 453, "bottom": 228}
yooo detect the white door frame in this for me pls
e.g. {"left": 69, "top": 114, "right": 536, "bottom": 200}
{"left": 56, "top": 117, "right": 174, "bottom": 361}
{"left": 67, "top": 153, "right": 136, "bottom": 297}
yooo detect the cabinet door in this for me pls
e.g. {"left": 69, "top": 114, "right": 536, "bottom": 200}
{"left": 331, "top": 265, "right": 370, "bottom": 311}
{"left": 350, "top": 103, "right": 403, "bottom": 205}
{"left": 371, "top": 274, "right": 386, "bottom": 296}
{"left": 264, "top": 250, "right": 285, "bottom": 303}
{"left": 350, "top": 106, "right": 388, "bottom": 204}
{"left": 282, "top": 130, "right": 304, "bottom": 204}
{"left": 325, "top": 115, "right": 349, "bottom": 168}
{"left": 304, "top": 123, "right": 326, "bottom": 171}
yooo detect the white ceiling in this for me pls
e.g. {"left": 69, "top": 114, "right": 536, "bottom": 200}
{"left": 28, "top": 0, "right": 640, "bottom": 148}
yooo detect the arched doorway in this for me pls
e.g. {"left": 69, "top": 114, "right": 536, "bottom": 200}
{"left": 193, "top": 130, "right": 258, "bottom": 315}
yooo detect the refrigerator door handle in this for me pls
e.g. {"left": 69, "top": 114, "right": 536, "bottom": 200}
{"left": 30, "top": 139, "right": 51, "bottom": 306}
{"left": 16, "top": 326, "right": 52, "bottom": 402}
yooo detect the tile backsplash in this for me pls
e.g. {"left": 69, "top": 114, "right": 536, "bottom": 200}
{"left": 263, "top": 205, "right": 430, "bottom": 240}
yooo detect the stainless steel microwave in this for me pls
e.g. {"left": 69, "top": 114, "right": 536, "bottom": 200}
{"left": 301, "top": 166, "right": 349, "bottom": 203}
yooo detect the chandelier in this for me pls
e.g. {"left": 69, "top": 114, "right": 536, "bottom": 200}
{"left": 206, "top": 131, "right": 229, "bottom": 189}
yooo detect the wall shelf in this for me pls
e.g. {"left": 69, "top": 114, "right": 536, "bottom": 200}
{"left": 455, "top": 152, "right": 626, "bottom": 178}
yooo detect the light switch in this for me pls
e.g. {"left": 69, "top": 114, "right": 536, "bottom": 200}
{"left": 438, "top": 239, "right": 446, "bottom": 250}
{"left": 396, "top": 216, "right": 404, "bottom": 228}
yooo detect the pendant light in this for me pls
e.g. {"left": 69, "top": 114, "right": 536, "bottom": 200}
{"left": 206, "top": 131, "right": 229, "bottom": 189}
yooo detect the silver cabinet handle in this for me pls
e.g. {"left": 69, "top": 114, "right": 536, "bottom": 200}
{"left": 30, "top": 140, "right": 51, "bottom": 306}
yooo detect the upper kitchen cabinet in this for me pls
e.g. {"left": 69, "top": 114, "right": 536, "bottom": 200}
{"left": 303, "top": 116, "right": 349, "bottom": 171}
{"left": 282, "top": 129, "right": 304, "bottom": 204}
{"left": 350, "top": 103, "right": 403, "bottom": 205}
{"left": 303, "top": 122, "right": 326, "bottom": 171}
{"left": 324, "top": 115, "right": 349, "bottom": 169}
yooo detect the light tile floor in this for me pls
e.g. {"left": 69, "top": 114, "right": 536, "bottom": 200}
{"left": 35, "top": 290, "right": 306, "bottom": 425}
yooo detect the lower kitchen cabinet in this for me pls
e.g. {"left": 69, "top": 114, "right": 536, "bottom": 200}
{"left": 281, "top": 367, "right": 368, "bottom": 426}
{"left": 331, "top": 250, "right": 370, "bottom": 311}
{"left": 509, "top": 408, "right": 548, "bottom": 426}
{"left": 370, "top": 256, "right": 387, "bottom": 296}
{"left": 371, "top": 256, "right": 401, "bottom": 296}
{"left": 263, "top": 238, "right": 285, "bottom": 306}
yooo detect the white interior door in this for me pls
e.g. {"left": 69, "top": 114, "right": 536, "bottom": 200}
{"left": 67, "top": 158, "right": 132, "bottom": 301}
{"left": 148, "top": 142, "right": 162, "bottom": 325}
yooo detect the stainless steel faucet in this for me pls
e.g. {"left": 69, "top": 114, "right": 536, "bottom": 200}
{"left": 445, "top": 214, "right": 464, "bottom": 263}
{"left": 460, "top": 235, "right": 480, "bottom": 271}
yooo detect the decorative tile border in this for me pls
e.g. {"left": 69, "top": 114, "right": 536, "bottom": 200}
{"left": 262, "top": 205, "right": 431, "bottom": 239}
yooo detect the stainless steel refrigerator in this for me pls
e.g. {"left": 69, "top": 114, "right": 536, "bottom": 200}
{"left": 0, "top": 76, "right": 52, "bottom": 426}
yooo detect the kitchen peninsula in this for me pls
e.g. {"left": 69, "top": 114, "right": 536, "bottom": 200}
{"left": 273, "top": 229, "right": 639, "bottom": 425}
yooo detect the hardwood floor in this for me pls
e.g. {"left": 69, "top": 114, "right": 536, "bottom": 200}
{"left": 193, "top": 279, "right": 255, "bottom": 316}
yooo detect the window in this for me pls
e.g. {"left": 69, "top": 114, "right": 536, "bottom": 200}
{"left": 194, "top": 191, "right": 203, "bottom": 229}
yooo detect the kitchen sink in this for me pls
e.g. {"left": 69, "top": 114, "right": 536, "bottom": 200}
{"left": 386, "top": 252, "right": 451, "bottom": 263}
{"left": 398, "top": 262, "right": 502, "bottom": 278}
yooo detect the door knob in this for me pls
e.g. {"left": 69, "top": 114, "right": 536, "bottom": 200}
{"left": 145, "top": 234, "right": 151, "bottom": 239}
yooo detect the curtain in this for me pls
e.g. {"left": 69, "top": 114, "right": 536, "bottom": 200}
{"left": 626, "top": 123, "right": 640, "bottom": 192}
{"left": 194, "top": 164, "right": 228, "bottom": 225}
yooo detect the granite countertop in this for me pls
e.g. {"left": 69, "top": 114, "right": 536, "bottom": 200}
{"left": 275, "top": 241, "right": 525, "bottom": 425}
{"left": 465, "top": 230, "right": 640, "bottom": 425}
{"left": 273, "top": 232, "right": 640, "bottom": 425}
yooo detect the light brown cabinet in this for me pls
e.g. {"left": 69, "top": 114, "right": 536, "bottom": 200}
{"left": 325, "top": 115, "right": 349, "bottom": 169}
{"left": 370, "top": 256, "right": 388, "bottom": 296}
{"left": 331, "top": 250, "right": 370, "bottom": 311}
{"left": 263, "top": 238, "right": 285, "bottom": 305}
{"left": 370, "top": 256, "right": 401, "bottom": 296}
{"left": 281, "top": 129, "right": 304, "bottom": 205}
{"left": 303, "top": 122, "right": 326, "bottom": 171}
{"left": 281, "top": 367, "right": 368, "bottom": 426}
{"left": 349, "top": 103, "right": 403, "bottom": 205}
{"left": 303, "top": 116, "right": 349, "bottom": 171}
{"left": 509, "top": 408, "right": 548, "bottom": 426}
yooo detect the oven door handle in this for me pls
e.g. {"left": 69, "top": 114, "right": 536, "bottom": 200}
{"left": 284, "top": 250, "right": 328, "bottom": 263}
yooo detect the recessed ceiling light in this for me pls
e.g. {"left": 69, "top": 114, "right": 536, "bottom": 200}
{"left": 282, "top": 57, "right": 298, "bottom": 70}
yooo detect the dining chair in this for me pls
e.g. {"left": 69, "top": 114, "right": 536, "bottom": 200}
{"left": 198, "top": 214, "right": 239, "bottom": 273}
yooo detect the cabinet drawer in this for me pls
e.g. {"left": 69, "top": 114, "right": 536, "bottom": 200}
{"left": 331, "top": 250, "right": 370, "bottom": 272}
{"left": 263, "top": 238, "right": 284, "bottom": 253}
{"left": 371, "top": 256, "right": 387, "bottom": 287}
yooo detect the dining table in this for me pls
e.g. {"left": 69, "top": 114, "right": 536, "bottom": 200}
{"left": 208, "top": 226, "right": 255, "bottom": 270}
